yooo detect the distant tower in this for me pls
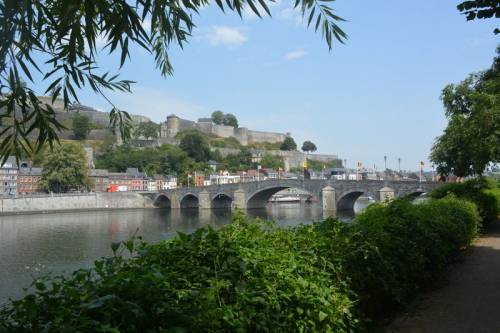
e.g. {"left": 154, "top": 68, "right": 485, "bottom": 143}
{"left": 164, "top": 114, "right": 180, "bottom": 138}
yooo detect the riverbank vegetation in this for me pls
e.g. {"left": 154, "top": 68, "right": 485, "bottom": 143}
{"left": 0, "top": 194, "right": 484, "bottom": 332}
{"left": 430, "top": 177, "right": 500, "bottom": 228}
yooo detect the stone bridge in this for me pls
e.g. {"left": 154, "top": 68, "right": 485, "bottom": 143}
{"left": 143, "top": 179, "right": 442, "bottom": 214}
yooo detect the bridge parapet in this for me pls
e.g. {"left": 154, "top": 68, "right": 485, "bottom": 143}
{"left": 150, "top": 179, "right": 442, "bottom": 212}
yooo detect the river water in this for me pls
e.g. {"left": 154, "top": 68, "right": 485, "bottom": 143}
{"left": 0, "top": 201, "right": 369, "bottom": 304}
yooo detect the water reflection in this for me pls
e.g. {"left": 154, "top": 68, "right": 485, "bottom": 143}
{"left": 0, "top": 199, "right": 372, "bottom": 303}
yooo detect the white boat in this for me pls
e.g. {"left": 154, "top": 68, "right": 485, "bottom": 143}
{"left": 269, "top": 195, "right": 301, "bottom": 203}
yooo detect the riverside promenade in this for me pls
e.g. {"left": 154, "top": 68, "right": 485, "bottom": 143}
{"left": 389, "top": 220, "right": 500, "bottom": 333}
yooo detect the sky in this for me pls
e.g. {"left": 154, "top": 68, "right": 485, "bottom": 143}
{"left": 33, "top": 0, "right": 499, "bottom": 171}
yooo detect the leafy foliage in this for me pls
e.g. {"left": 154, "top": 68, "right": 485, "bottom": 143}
{"left": 179, "top": 130, "right": 211, "bottom": 162}
{"left": 457, "top": 1, "right": 499, "bottom": 33}
{"left": 430, "top": 48, "right": 500, "bottom": 177}
{"left": 223, "top": 113, "right": 239, "bottom": 128}
{"left": 280, "top": 136, "right": 297, "bottom": 151}
{"left": 0, "top": 0, "right": 346, "bottom": 163}
{"left": 95, "top": 144, "right": 193, "bottom": 176}
{"left": 221, "top": 148, "right": 254, "bottom": 171}
{"left": 72, "top": 112, "right": 90, "bottom": 140}
{"left": 307, "top": 158, "right": 343, "bottom": 171}
{"left": 39, "top": 142, "right": 92, "bottom": 192}
{"left": 0, "top": 197, "right": 483, "bottom": 331}
{"left": 430, "top": 177, "right": 500, "bottom": 227}
{"left": 260, "top": 154, "right": 285, "bottom": 169}
{"left": 301, "top": 140, "right": 317, "bottom": 153}
{"left": 133, "top": 121, "right": 160, "bottom": 140}
{"left": 211, "top": 110, "right": 224, "bottom": 125}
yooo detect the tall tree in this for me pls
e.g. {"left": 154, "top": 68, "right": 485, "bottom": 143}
{"left": 134, "top": 121, "right": 160, "bottom": 139}
{"left": 39, "top": 142, "right": 92, "bottom": 193}
{"left": 0, "top": 1, "right": 346, "bottom": 163}
{"left": 301, "top": 141, "right": 317, "bottom": 153}
{"left": 280, "top": 136, "right": 297, "bottom": 151}
{"left": 179, "top": 131, "right": 211, "bottom": 162}
{"left": 430, "top": 48, "right": 500, "bottom": 177}
{"left": 72, "top": 113, "right": 90, "bottom": 140}
{"left": 223, "top": 113, "right": 239, "bottom": 128}
{"left": 211, "top": 111, "right": 224, "bottom": 125}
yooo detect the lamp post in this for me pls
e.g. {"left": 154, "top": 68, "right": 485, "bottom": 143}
{"left": 419, "top": 161, "right": 424, "bottom": 185}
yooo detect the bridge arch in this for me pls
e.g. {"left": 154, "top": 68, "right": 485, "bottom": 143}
{"left": 153, "top": 194, "right": 171, "bottom": 208}
{"left": 406, "top": 188, "right": 426, "bottom": 200}
{"left": 337, "top": 189, "right": 376, "bottom": 211}
{"left": 212, "top": 192, "right": 233, "bottom": 209}
{"left": 246, "top": 185, "right": 313, "bottom": 209}
{"left": 181, "top": 193, "right": 199, "bottom": 209}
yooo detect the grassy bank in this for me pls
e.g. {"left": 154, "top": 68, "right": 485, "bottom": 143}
{"left": 0, "top": 193, "right": 485, "bottom": 332}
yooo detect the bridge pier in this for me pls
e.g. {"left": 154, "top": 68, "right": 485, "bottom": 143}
{"left": 233, "top": 189, "right": 247, "bottom": 210}
{"left": 170, "top": 193, "right": 180, "bottom": 209}
{"left": 199, "top": 190, "right": 211, "bottom": 209}
{"left": 378, "top": 187, "right": 395, "bottom": 202}
{"left": 322, "top": 186, "right": 337, "bottom": 217}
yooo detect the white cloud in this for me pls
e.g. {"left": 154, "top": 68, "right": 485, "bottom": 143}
{"left": 284, "top": 48, "right": 308, "bottom": 60}
{"left": 278, "top": 6, "right": 304, "bottom": 25}
{"left": 208, "top": 26, "right": 248, "bottom": 46}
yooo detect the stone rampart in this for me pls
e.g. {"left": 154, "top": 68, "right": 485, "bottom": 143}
{"left": 160, "top": 115, "right": 288, "bottom": 146}
{"left": 0, "top": 192, "right": 151, "bottom": 215}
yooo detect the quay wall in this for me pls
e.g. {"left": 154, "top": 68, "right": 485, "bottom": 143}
{"left": 0, "top": 192, "right": 151, "bottom": 215}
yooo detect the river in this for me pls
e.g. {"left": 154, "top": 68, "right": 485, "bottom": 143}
{"left": 0, "top": 201, "right": 369, "bottom": 304}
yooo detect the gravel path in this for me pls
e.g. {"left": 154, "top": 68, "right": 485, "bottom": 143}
{"left": 388, "top": 221, "right": 500, "bottom": 333}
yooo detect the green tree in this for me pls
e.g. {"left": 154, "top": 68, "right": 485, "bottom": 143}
{"left": 39, "top": 143, "right": 92, "bottom": 193}
{"left": 260, "top": 154, "right": 285, "bottom": 169}
{"left": 0, "top": 1, "right": 345, "bottom": 164}
{"left": 72, "top": 113, "right": 90, "bottom": 140}
{"left": 430, "top": 48, "right": 500, "bottom": 177}
{"left": 211, "top": 111, "right": 224, "bottom": 125}
{"left": 280, "top": 136, "right": 297, "bottom": 151}
{"left": 301, "top": 140, "right": 317, "bottom": 153}
{"left": 134, "top": 121, "right": 160, "bottom": 139}
{"left": 180, "top": 131, "right": 211, "bottom": 162}
{"left": 223, "top": 148, "right": 253, "bottom": 171}
{"left": 223, "top": 113, "right": 239, "bottom": 128}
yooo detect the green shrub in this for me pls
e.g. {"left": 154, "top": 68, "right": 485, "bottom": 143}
{"left": 0, "top": 199, "right": 481, "bottom": 332}
{"left": 0, "top": 214, "right": 357, "bottom": 333}
{"left": 310, "top": 197, "right": 479, "bottom": 322}
{"left": 430, "top": 177, "right": 500, "bottom": 226}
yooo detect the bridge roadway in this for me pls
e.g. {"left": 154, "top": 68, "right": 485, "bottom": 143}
{"left": 142, "top": 179, "right": 441, "bottom": 214}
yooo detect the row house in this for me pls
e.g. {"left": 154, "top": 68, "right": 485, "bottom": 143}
{"left": 161, "top": 175, "right": 178, "bottom": 190}
{"left": 0, "top": 157, "right": 18, "bottom": 196}
{"left": 108, "top": 172, "right": 132, "bottom": 191}
{"left": 209, "top": 171, "right": 241, "bottom": 185}
{"left": 17, "top": 167, "right": 43, "bottom": 194}
{"left": 89, "top": 169, "right": 110, "bottom": 192}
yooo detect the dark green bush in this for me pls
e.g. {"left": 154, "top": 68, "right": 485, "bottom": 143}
{"left": 430, "top": 177, "right": 500, "bottom": 226}
{"left": 0, "top": 198, "right": 481, "bottom": 332}
{"left": 0, "top": 213, "right": 357, "bottom": 333}
{"left": 327, "top": 197, "right": 479, "bottom": 321}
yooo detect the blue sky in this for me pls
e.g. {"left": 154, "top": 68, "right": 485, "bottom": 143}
{"left": 38, "top": 0, "right": 499, "bottom": 171}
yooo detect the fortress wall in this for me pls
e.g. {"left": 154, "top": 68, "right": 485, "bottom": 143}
{"left": 211, "top": 124, "right": 237, "bottom": 138}
{"left": 177, "top": 118, "right": 196, "bottom": 131}
{"left": 235, "top": 127, "right": 248, "bottom": 146}
{"left": 247, "top": 131, "right": 287, "bottom": 144}
{"left": 196, "top": 122, "right": 214, "bottom": 134}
